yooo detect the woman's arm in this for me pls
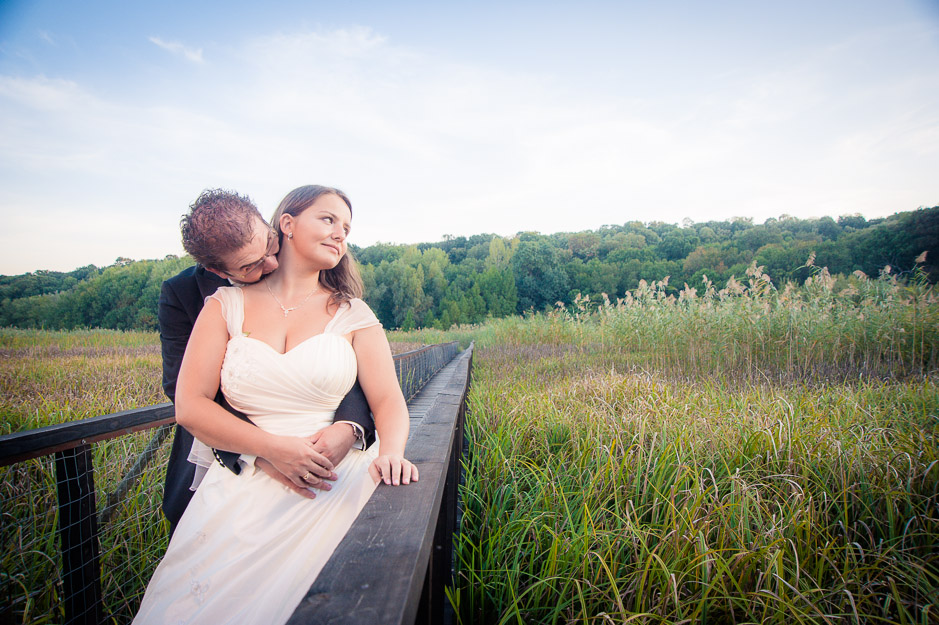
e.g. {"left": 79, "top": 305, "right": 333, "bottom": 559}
{"left": 351, "top": 324, "right": 418, "bottom": 486}
{"left": 175, "top": 297, "right": 336, "bottom": 490}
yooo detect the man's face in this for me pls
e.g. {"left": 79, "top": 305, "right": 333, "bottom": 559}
{"left": 210, "top": 218, "right": 280, "bottom": 283}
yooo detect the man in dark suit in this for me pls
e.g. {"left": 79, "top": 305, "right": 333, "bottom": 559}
{"left": 159, "top": 189, "right": 374, "bottom": 530}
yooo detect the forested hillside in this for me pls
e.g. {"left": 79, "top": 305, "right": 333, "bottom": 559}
{"left": 2, "top": 207, "right": 936, "bottom": 331}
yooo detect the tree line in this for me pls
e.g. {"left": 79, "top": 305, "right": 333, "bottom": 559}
{"left": 2, "top": 207, "right": 936, "bottom": 331}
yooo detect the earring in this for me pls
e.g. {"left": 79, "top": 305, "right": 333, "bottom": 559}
{"left": 287, "top": 232, "right": 293, "bottom": 239}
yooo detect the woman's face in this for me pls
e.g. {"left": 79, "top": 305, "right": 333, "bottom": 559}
{"left": 283, "top": 193, "right": 351, "bottom": 268}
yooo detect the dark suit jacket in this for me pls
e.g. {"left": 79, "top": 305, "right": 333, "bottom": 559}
{"left": 159, "top": 265, "right": 375, "bottom": 527}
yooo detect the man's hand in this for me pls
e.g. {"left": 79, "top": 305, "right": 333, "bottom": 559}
{"left": 309, "top": 422, "right": 358, "bottom": 466}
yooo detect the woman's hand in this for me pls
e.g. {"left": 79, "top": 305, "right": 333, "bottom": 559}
{"left": 369, "top": 454, "right": 419, "bottom": 486}
{"left": 265, "top": 435, "right": 338, "bottom": 490}
{"left": 254, "top": 457, "right": 317, "bottom": 499}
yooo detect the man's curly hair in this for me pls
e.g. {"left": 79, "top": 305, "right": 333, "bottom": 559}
{"left": 180, "top": 189, "right": 264, "bottom": 270}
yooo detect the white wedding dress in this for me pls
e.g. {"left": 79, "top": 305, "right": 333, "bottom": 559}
{"left": 135, "top": 287, "right": 381, "bottom": 625}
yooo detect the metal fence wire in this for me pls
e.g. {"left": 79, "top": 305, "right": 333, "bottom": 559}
{"left": 0, "top": 341, "right": 459, "bottom": 625}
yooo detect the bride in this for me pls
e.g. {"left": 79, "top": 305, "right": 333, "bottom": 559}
{"left": 134, "top": 185, "right": 417, "bottom": 624}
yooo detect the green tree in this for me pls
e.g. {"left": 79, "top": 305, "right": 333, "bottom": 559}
{"left": 512, "top": 239, "right": 569, "bottom": 312}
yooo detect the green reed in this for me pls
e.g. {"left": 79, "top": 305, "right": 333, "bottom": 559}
{"left": 0, "top": 343, "right": 164, "bottom": 434}
{"left": 0, "top": 328, "right": 159, "bottom": 350}
{"left": 453, "top": 261, "right": 939, "bottom": 385}
{"left": 451, "top": 345, "right": 938, "bottom": 624}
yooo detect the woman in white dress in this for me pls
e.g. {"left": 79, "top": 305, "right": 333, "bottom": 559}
{"left": 134, "top": 185, "right": 417, "bottom": 624}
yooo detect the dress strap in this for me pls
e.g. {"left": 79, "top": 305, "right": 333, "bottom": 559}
{"left": 325, "top": 298, "right": 381, "bottom": 335}
{"left": 206, "top": 286, "right": 245, "bottom": 339}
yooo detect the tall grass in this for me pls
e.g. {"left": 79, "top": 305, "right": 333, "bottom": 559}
{"left": 412, "top": 264, "right": 939, "bottom": 624}
{"left": 2, "top": 432, "right": 170, "bottom": 624}
{"left": 0, "top": 328, "right": 159, "bottom": 350}
{"left": 453, "top": 348, "right": 937, "bottom": 624}
{"left": 0, "top": 345, "right": 164, "bottom": 436}
{"left": 472, "top": 262, "right": 939, "bottom": 384}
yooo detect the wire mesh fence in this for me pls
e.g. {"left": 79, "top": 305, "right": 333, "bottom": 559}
{"left": 2, "top": 454, "right": 61, "bottom": 623}
{"left": 1, "top": 427, "right": 171, "bottom": 624}
{"left": 0, "top": 341, "right": 459, "bottom": 625}
{"left": 95, "top": 429, "right": 171, "bottom": 623}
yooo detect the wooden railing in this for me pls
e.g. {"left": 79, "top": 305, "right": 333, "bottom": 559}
{"left": 0, "top": 341, "right": 471, "bottom": 625}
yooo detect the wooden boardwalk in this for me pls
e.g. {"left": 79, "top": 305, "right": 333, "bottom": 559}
{"left": 406, "top": 352, "right": 465, "bottom": 422}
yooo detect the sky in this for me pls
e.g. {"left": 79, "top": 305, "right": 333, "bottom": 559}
{"left": 1, "top": 0, "right": 937, "bottom": 275}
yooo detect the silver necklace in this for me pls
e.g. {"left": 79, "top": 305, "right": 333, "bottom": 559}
{"left": 266, "top": 281, "right": 319, "bottom": 317}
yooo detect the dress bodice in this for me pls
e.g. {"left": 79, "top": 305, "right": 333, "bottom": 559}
{"left": 209, "top": 286, "right": 381, "bottom": 434}
{"left": 221, "top": 334, "right": 357, "bottom": 418}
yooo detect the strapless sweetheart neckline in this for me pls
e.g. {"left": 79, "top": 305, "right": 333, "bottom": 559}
{"left": 235, "top": 332, "right": 353, "bottom": 357}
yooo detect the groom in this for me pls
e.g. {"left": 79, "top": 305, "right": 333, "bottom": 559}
{"left": 158, "top": 188, "right": 375, "bottom": 531}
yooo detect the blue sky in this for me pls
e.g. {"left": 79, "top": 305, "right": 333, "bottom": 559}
{"left": 1, "top": 0, "right": 937, "bottom": 274}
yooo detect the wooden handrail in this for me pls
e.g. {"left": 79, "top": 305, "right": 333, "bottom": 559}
{"left": 0, "top": 404, "right": 176, "bottom": 467}
{"left": 289, "top": 344, "right": 473, "bottom": 625}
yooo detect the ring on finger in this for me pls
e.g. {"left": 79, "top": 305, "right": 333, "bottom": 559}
{"left": 303, "top": 472, "right": 313, "bottom": 482}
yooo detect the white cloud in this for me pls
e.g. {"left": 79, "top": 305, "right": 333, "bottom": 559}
{"left": 148, "top": 36, "right": 204, "bottom": 64}
{"left": 0, "top": 19, "right": 936, "bottom": 274}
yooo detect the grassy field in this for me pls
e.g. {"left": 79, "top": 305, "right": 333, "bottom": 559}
{"left": 2, "top": 263, "right": 937, "bottom": 624}
{"left": 0, "top": 328, "right": 164, "bottom": 435}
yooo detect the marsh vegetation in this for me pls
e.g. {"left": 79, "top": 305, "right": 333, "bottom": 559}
{"left": 402, "top": 262, "right": 939, "bottom": 624}
{"left": 2, "top": 261, "right": 937, "bottom": 623}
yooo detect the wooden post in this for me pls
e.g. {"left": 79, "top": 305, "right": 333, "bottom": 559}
{"left": 55, "top": 443, "right": 104, "bottom": 625}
